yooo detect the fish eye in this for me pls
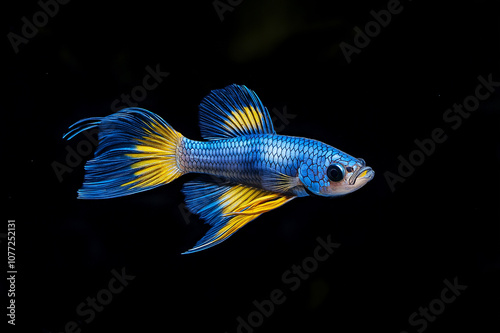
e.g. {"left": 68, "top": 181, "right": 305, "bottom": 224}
{"left": 327, "top": 164, "right": 345, "bottom": 182}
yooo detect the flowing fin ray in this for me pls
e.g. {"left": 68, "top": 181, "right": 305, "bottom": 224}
{"left": 63, "top": 108, "right": 183, "bottom": 199}
{"left": 181, "top": 176, "right": 294, "bottom": 254}
{"left": 198, "top": 84, "right": 276, "bottom": 140}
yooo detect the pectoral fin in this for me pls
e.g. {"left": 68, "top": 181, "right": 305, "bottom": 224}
{"left": 261, "top": 170, "right": 308, "bottom": 196}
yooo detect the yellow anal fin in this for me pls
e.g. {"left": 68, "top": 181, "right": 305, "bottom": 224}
{"left": 222, "top": 195, "right": 294, "bottom": 217}
{"left": 182, "top": 182, "right": 295, "bottom": 254}
{"left": 216, "top": 193, "right": 294, "bottom": 236}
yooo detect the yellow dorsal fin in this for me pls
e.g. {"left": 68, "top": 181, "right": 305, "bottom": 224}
{"left": 198, "top": 84, "right": 276, "bottom": 140}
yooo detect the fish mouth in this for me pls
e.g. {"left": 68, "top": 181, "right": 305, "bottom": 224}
{"left": 349, "top": 166, "right": 375, "bottom": 185}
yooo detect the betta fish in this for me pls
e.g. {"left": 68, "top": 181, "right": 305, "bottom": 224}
{"left": 64, "top": 84, "right": 374, "bottom": 254}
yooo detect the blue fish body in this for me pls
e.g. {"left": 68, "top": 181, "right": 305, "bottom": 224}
{"left": 64, "top": 84, "right": 374, "bottom": 253}
{"left": 180, "top": 134, "right": 361, "bottom": 197}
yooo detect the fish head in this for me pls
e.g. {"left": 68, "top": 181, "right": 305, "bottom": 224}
{"left": 300, "top": 155, "right": 374, "bottom": 197}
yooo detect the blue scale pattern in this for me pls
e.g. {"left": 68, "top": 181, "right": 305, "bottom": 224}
{"left": 178, "top": 134, "right": 350, "bottom": 196}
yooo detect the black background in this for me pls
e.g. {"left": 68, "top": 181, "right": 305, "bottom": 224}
{"left": 5, "top": 0, "right": 500, "bottom": 332}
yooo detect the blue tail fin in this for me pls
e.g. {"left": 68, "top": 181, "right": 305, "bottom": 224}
{"left": 64, "top": 108, "right": 184, "bottom": 199}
